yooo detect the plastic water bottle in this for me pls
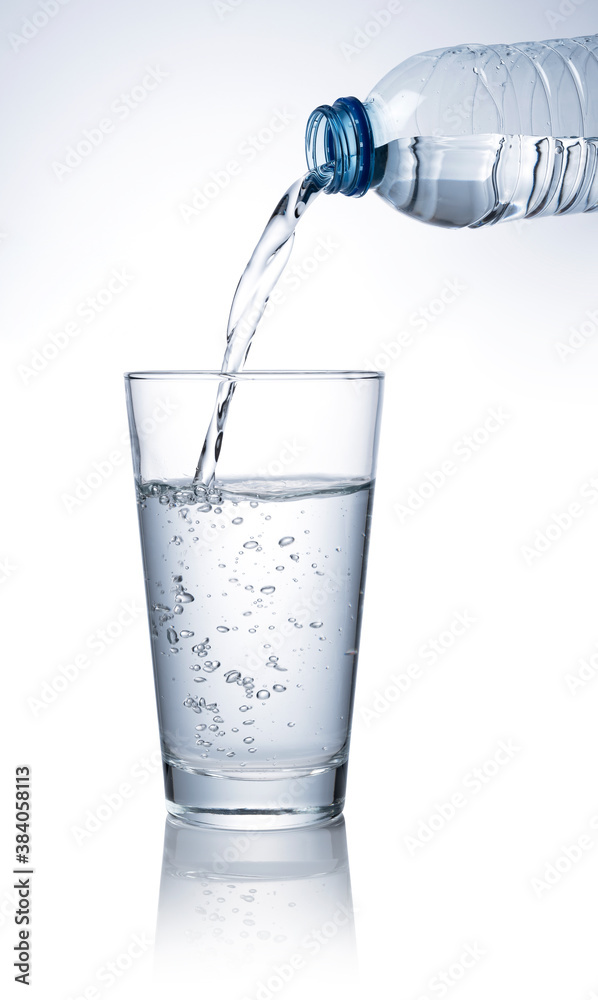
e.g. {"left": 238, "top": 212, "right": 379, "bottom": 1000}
{"left": 305, "top": 34, "right": 598, "bottom": 228}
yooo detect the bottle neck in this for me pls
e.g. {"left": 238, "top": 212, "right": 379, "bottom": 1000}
{"left": 305, "top": 96, "right": 375, "bottom": 197}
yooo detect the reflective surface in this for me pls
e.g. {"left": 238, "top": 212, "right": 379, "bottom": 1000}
{"left": 155, "top": 815, "right": 357, "bottom": 995}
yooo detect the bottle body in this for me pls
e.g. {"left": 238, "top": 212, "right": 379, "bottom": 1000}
{"left": 306, "top": 34, "right": 598, "bottom": 228}
{"left": 375, "top": 132, "right": 598, "bottom": 228}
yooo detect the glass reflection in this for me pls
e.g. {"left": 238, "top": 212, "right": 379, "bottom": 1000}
{"left": 155, "top": 814, "right": 357, "bottom": 996}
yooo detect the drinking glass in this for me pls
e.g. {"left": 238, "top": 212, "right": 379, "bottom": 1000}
{"left": 125, "top": 371, "right": 383, "bottom": 827}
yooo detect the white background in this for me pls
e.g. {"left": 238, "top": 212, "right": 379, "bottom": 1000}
{"left": 2, "top": 0, "right": 598, "bottom": 997}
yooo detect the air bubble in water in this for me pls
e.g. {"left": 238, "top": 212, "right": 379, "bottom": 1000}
{"left": 175, "top": 591, "right": 194, "bottom": 604}
{"left": 310, "top": 622, "right": 323, "bottom": 628}
{"left": 217, "top": 626, "right": 229, "bottom": 633}
{"left": 243, "top": 737, "right": 254, "bottom": 744}
{"left": 275, "top": 566, "right": 285, "bottom": 572}
{"left": 273, "top": 685, "right": 286, "bottom": 693}
{"left": 239, "top": 705, "right": 250, "bottom": 712}
{"left": 243, "top": 540, "right": 259, "bottom": 549}
{"left": 153, "top": 603, "right": 170, "bottom": 612}
{"left": 242, "top": 719, "right": 254, "bottom": 725}
{"left": 170, "top": 536, "right": 182, "bottom": 546}
{"left": 166, "top": 628, "right": 178, "bottom": 644}
{"left": 250, "top": 501, "right": 259, "bottom": 508}
{"left": 179, "top": 630, "right": 194, "bottom": 638}
{"left": 232, "top": 517, "right": 243, "bottom": 525}
{"left": 290, "top": 554, "right": 299, "bottom": 562}
{"left": 225, "top": 670, "right": 242, "bottom": 683}
{"left": 256, "top": 690, "right": 270, "bottom": 700}
{"left": 260, "top": 586, "right": 275, "bottom": 595}
{"left": 278, "top": 536, "right": 294, "bottom": 547}
{"left": 288, "top": 722, "right": 295, "bottom": 728}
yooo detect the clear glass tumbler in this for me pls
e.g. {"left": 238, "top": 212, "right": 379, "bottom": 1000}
{"left": 125, "top": 371, "right": 383, "bottom": 828}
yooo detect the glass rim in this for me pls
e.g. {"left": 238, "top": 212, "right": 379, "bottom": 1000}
{"left": 124, "top": 370, "right": 385, "bottom": 381}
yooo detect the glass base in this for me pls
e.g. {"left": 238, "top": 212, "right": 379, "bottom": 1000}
{"left": 163, "top": 760, "right": 347, "bottom": 829}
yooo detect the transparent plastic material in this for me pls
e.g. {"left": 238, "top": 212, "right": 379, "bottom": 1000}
{"left": 125, "top": 371, "right": 383, "bottom": 828}
{"left": 306, "top": 33, "right": 598, "bottom": 227}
